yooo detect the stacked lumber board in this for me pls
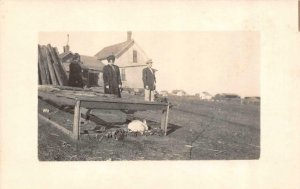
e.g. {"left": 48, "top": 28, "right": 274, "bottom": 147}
{"left": 38, "top": 44, "right": 68, "bottom": 86}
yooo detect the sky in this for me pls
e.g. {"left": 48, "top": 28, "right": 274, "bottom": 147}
{"left": 39, "top": 31, "right": 260, "bottom": 97}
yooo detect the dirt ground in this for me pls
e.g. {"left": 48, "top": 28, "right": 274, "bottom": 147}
{"left": 38, "top": 95, "right": 260, "bottom": 161}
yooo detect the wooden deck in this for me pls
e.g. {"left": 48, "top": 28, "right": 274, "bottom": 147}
{"left": 38, "top": 85, "right": 170, "bottom": 140}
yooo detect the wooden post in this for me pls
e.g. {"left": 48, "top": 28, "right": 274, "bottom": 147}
{"left": 73, "top": 100, "right": 81, "bottom": 140}
{"left": 161, "top": 104, "right": 170, "bottom": 136}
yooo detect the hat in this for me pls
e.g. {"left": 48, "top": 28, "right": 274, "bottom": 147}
{"left": 107, "top": 55, "right": 115, "bottom": 62}
{"left": 146, "top": 59, "right": 153, "bottom": 64}
{"left": 73, "top": 53, "right": 80, "bottom": 60}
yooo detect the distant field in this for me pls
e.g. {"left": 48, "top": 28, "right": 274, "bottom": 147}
{"left": 38, "top": 94, "right": 260, "bottom": 160}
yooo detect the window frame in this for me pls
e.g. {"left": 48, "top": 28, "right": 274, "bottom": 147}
{"left": 121, "top": 68, "right": 126, "bottom": 81}
{"left": 133, "top": 50, "right": 137, "bottom": 63}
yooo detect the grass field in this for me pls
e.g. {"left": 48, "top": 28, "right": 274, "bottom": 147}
{"left": 38, "top": 95, "right": 260, "bottom": 161}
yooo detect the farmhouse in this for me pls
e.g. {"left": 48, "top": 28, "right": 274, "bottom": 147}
{"left": 214, "top": 93, "right": 241, "bottom": 103}
{"left": 171, "top": 90, "right": 187, "bottom": 96}
{"left": 59, "top": 48, "right": 105, "bottom": 87}
{"left": 199, "top": 92, "right": 213, "bottom": 101}
{"left": 243, "top": 96, "right": 260, "bottom": 105}
{"left": 94, "top": 31, "right": 151, "bottom": 89}
{"left": 159, "top": 90, "right": 169, "bottom": 97}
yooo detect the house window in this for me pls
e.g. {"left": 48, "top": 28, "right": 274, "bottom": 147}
{"left": 121, "top": 69, "right": 126, "bottom": 81}
{"left": 133, "top": 50, "right": 137, "bottom": 63}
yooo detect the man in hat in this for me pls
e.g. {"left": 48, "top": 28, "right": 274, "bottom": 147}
{"left": 142, "top": 59, "right": 156, "bottom": 101}
{"left": 68, "top": 53, "right": 84, "bottom": 88}
{"left": 102, "top": 55, "right": 122, "bottom": 98}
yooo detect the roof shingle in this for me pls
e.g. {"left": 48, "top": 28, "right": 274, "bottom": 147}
{"left": 94, "top": 40, "right": 134, "bottom": 60}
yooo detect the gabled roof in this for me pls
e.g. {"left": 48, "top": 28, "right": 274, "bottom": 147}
{"left": 94, "top": 40, "right": 135, "bottom": 61}
{"left": 201, "top": 92, "right": 212, "bottom": 96}
{"left": 60, "top": 53, "right": 105, "bottom": 72}
{"left": 59, "top": 51, "right": 73, "bottom": 62}
{"left": 80, "top": 55, "right": 105, "bottom": 71}
{"left": 62, "top": 62, "right": 87, "bottom": 72}
{"left": 172, "top": 90, "right": 186, "bottom": 94}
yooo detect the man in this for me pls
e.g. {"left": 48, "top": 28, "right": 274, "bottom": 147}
{"left": 102, "top": 55, "right": 122, "bottom": 98}
{"left": 142, "top": 59, "right": 156, "bottom": 101}
{"left": 68, "top": 53, "right": 83, "bottom": 88}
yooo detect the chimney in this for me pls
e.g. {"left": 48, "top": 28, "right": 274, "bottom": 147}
{"left": 63, "top": 34, "right": 70, "bottom": 53}
{"left": 63, "top": 45, "right": 70, "bottom": 53}
{"left": 127, "top": 31, "right": 132, "bottom": 41}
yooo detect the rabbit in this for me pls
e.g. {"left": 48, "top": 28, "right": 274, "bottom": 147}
{"left": 42, "top": 108, "right": 50, "bottom": 113}
{"left": 128, "top": 119, "right": 148, "bottom": 134}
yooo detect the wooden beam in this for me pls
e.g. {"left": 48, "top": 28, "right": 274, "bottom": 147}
{"left": 73, "top": 100, "right": 81, "bottom": 140}
{"left": 54, "top": 47, "right": 68, "bottom": 83}
{"left": 39, "top": 45, "right": 52, "bottom": 84}
{"left": 41, "top": 46, "right": 58, "bottom": 85}
{"left": 47, "top": 45, "right": 63, "bottom": 86}
{"left": 163, "top": 105, "right": 170, "bottom": 136}
{"left": 80, "top": 100, "right": 167, "bottom": 111}
{"left": 38, "top": 64, "right": 42, "bottom": 85}
{"left": 38, "top": 45, "right": 48, "bottom": 84}
{"left": 38, "top": 45, "right": 50, "bottom": 85}
{"left": 38, "top": 91, "right": 76, "bottom": 106}
{"left": 38, "top": 113, "right": 74, "bottom": 138}
{"left": 53, "top": 63, "right": 64, "bottom": 86}
{"left": 39, "top": 84, "right": 91, "bottom": 92}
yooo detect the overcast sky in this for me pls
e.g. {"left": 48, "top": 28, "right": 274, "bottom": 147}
{"left": 39, "top": 31, "right": 260, "bottom": 97}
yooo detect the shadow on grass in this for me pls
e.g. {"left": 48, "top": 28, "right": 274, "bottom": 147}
{"left": 166, "top": 123, "right": 182, "bottom": 135}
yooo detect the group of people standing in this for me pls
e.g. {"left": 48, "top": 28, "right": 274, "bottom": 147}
{"left": 68, "top": 54, "right": 156, "bottom": 102}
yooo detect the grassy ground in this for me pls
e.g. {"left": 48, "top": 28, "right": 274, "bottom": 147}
{"left": 38, "top": 95, "right": 260, "bottom": 161}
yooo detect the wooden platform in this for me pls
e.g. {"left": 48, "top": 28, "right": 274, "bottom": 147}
{"left": 38, "top": 85, "right": 170, "bottom": 140}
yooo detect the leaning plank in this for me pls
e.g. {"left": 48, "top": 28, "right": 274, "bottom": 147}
{"left": 43, "top": 47, "right": 51, "bottom": 84}
{"left": 42, "top": 46, "right": 58, "bottom": 85}
{"left": 38, "top": 45, "right": 50, "bottom": 85}
{"left": 52, "top": 63, "right": 64, "bottom": 86}
{"left": 54, "top": 47, "right": 68, "bottom": 83}
{"left": 38, "top": 113, "right": 74, "bottom": 139}
{"left": 38, "top": 45, "right": 51, "bottom": 84}
{"left": 47, "top": 45, "right": 64, "bottom": 85}
{"left": 38, "top": 64, "right": 42, "bottom": 85}
{"left": 38, "top": 45, "right": 48, "bottom": 84}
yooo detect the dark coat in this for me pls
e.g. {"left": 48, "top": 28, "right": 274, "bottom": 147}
{"left": 68, "top": 61, "right": 83, "bottom": 88}
{"left": 103, "top": 64, "right": 122, "bottom": 97}
{"left": 142, "top": 67, "right": 156, "bottom": 90}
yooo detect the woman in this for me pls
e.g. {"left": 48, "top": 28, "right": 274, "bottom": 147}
{"left": 68, "top": 53, "right": 83, "bottom": 88}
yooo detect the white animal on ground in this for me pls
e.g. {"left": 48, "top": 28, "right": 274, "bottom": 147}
{"left": 128, "top": 119, "right": 148, "bottom": 134}
{"left": 42, "top": 108, "right": 50, "bottom": 113}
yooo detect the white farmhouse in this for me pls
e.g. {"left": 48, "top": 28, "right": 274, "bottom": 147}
{"left": 199, "top": 92, "right": 213, "bottom": 101}
{"left": 94, "top": 32, "right": 153, "bottom": 90}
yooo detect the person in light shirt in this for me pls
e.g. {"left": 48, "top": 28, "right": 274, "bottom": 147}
{"left": 142, "top": 59, "right": 156, "bottom": 102}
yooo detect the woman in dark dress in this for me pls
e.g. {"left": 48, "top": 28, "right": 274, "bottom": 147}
{"left": 102, "top": 55, "right": 122, "bottom": 97}
{"left": 68, "top": 53, "right": 83, "bottom": 88}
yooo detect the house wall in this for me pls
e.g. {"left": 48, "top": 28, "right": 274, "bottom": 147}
{"left": 115, "top": 43, "right": 148, "bottom": 67}
{"left": 119, "top": 66, "right": 146, "bottom": 88}
{"left": 114, "top": 43, "right": 149, "bottom": 89}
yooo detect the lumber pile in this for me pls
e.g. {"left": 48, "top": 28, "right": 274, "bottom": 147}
{"left": 38, "top": 44, "right": 68, "bottom": 86}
